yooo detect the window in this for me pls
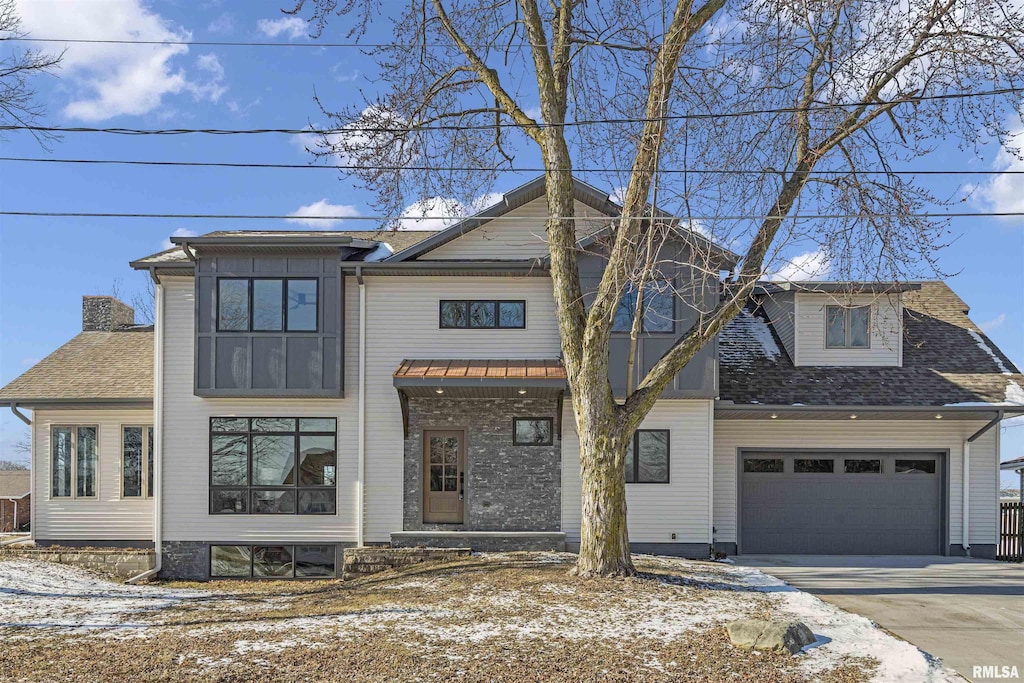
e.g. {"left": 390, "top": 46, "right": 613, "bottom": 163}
{"left": 210, "top": 544, "right": 337, "bottom": 579}
{"left": 217, "top": 278, "right": 319, "bottom": 332}
{"left": 895, "top": 459, "right": 936, "bottom": 474}
{"left": 210, "top": 417, "right": 337, "bottom": 515}
{"left": 794, "top": 458, "right": 834, "bottom": 473}
{"left": 744, "top": 458, "right": 784, "bottom": 473}
{"left": 439, "top": 300, "right": 526, "bottom": 329}
{"left": 624, "top": 430, "right": 670, "bottom": 483}
{"left": 844, "top": 459, "right": 881, "bottom": 474}
{"left": 612, "top": 281, "right": 675, "bottom": 333}
{"left": 122, "top": 425, "right": 155, "bottom": 497}
{"left": 51, "top": 426, "right": 97, "bottom": 498}
{"left": 826, "top": 305, "right": 870, "bottom": 348}
{"left": 513, "top": 418, "right": 553, "bottom": 446}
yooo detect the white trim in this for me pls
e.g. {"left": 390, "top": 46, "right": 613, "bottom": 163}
{"left": 49, "top": 424, "right": 100, "bottom": 500}
{"left": 962, "top": 438, "right": 970, "bottom": 552}
{"left": 118, "top": 424, "right": 154, "bottom": 499}
{"left": 707, "top": 399, "right": 714, "bottom": 545}
{"left": 357, "top": 278, "right": 366, "bottom": 547}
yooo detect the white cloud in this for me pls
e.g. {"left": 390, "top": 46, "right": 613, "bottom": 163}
{"left": 979, "top": 313, "right": 1007, "bottom": 332}
{"left": 161, "top": 227, "right": 197, "bottom": 250}
{"left": 256, "top": 16, "right": 307, "bottom": 40}
{"left": 609, "top": 186, "right": 626, "bottom": 205}
{"left": 207, "top": 12, "right": 234, "bottom": 34}
{"left": 765, "top": 249, "right": 832, "bottom": 281}
{"left": 966, "top": 121, "right": 1024, "bottom": 217}
{"left": 286, "top": 200, "right": 360, "bottom": 228}
{"left": 396, "top": 193, "right": 502, "bottom": 230}
{"left": 15, "top": 0, "right": 227, "bottom": 121}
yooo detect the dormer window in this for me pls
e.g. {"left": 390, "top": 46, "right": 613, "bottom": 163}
{"left": 826, "top": 305, "right": 870, "bottom": 349}
{"left": 217, "top": 278, "right": 319, "bottom": 332}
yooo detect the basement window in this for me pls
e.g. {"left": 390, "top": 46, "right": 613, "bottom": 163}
{"left": 210, "top": 544, "right": 337, "bottom": 579}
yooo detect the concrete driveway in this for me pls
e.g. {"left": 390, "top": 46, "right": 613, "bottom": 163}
{"left": 734, "top": 556, "right": 1024, "bottom": 682}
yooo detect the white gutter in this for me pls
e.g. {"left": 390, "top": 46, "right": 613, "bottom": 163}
{"left": 356, "top": 269, "right": 366, "bottom": 547}
{"left": 128, "top": 280, "right": 164, "bottom": 583}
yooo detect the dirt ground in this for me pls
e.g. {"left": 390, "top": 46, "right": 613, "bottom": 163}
{"left": 0, "top": 552, "right": 882, "bottom": 682}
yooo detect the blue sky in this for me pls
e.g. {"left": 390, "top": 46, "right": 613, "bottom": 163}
{"left": 0, "top": 1, "right": 1021, "bottom": 482}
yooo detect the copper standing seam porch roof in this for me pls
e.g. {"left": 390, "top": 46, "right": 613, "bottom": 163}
{"left": 394, "top": 359, "right": 566, "bottom": 381}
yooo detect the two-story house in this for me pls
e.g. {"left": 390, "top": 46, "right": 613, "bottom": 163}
{"left": 2, "top": 176, "right": 1021, "bottom": 580}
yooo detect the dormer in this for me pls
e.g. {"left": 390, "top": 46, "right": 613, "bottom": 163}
{"left": 757, "top": 282, "right": 919, "bottom": 367}
{"left": 179, "top": 233, "right": 381, "bottom": 398}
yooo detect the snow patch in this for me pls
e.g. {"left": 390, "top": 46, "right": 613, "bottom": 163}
{"left": 720, "top": 309, "right": 781, "bottom": 366}
{"left": 1005, "top": 380, "right": 1024, "bottom": 405}
{"left": 363, "top": 241, "right": 394, "bottom": 262}
{"left": 967, "top": 329, "right": 1012, "bottom": 375}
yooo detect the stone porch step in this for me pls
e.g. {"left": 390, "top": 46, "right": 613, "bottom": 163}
{"left": 390, "top": 531, "right": 566, "bottom": 552}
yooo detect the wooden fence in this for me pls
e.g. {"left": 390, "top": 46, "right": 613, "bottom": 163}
{"left": 998, "top": 501, "right": 1023, "bottom": 562}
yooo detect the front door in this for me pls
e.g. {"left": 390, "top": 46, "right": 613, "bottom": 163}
{"left": 423, "top": 430, "right": 464, "bottom": 523}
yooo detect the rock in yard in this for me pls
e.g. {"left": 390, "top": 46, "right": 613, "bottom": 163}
{"left": 726, "top": 618, "right": 816, "bottom": 655}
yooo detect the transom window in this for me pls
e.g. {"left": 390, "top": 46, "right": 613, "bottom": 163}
{"left": 211, "top": 544, "right": 337, "bottom": 579}
{"left": 218, "top": 278, "right": 319, "bottom": 332}
{"left": 439, "top": 300, "right": 526, "bottom": 329}
{"left": 513, "top": 418, "right": 553, "bottom": 446}
{"left": 51, "top": 426, "right": 97, "bottom": 498}
{"left": 122, "top": 426, "right": 154, "bottom": 497}
{"left": 612, "top": 281, "right": 674, "bottom": 333}
{"left": 826, "top": 305, "right": 870, "bottom": 349}
{"left": 625, "top": 429, "right": 670, "bottom": 483}
{"left": 209, "top": 417, "right": 337, "bottom": 515}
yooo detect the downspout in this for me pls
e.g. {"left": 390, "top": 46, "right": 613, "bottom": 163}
{"left": 356, "top": 267, "right": 366, "bottom": 548}
{"left": 9, "top": 404, "right": 31, "bottom": 425}
{"left": 707, "top": 400, "right": 715, "bottom": 556}
{"left": 961, "top": 409, "right": 1005, "bottom": 556}
{"left": 128, "top": 279, "right": 164, "bottom": 583}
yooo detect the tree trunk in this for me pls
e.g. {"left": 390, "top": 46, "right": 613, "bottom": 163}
{"left": 573, "top": 410, "right": 635, "bottom": 577}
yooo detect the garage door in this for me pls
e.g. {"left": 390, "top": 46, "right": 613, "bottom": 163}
{"left": 740, "top": 452, "right": 943, "bottom": 555}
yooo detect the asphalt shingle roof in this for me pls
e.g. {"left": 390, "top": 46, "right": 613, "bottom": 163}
{"left": 719, "top": 281, "right": 1024, "bottom": 407}
{"left": 0, "top": 328, "right": 153, "bottom": 404}
{"left": 0, "top": 471, "right": 30, "bottom": 498}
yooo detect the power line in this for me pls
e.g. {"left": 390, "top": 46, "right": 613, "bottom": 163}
{"left": 1, "top": 210, "right": 1019, "bottom": 222}
{"left": 2, "top": 87, "right": 1019, "bottom": 136}
{"left": 0, "top": 156, "right": 1018, "bottom": 175}
{"left": 5, "top": 37, "right": 540, "bottom": 49}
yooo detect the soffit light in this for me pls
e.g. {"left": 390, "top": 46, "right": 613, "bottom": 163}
{"left": 435, "top": 388, "right": 444, "bottom": 395}
{"left": 935, "top": 414, "right": 943, "bottom": 419}
{"left": 849, "top": 414, "right": 858, "bottom": 420}
{"left": 770, "top": 413, "right": 778, "bottom": 419}
{"left": 518, "top": 389, "right": 527, "bottom": 395}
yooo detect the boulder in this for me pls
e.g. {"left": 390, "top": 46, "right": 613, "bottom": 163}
{"left": 726, "top": 618, "right": 816, "bottom": 655}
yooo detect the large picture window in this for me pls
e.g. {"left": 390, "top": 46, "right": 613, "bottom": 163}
{"left": 217, "top": 278, "right": 319, "bottom": 332}
{"left": 439, "top": 300, "right": 526, "bottom": 329}
{"left": 826, "top": 305, "right": 870, "bottom": 349}
{"left": 624, "top": 429, "right": 670, "bottom": 483}
{"left": 51, "top": 426, "right": 97, "bottom": 498}
{"left": 612, "top": 281, "right": 674, "bottom": 333}
{"left": 210, "top": 417, "right": 337, "bottom": 515}
{"left": 122, "top": 425, "right": 155, "bottom": 498}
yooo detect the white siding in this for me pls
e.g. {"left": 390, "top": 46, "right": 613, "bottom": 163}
{"left": 794, "top": 293, "right": 902, "bottom": 366}
{"left": 712, "top": 419, "right": 999, "bottom": 548}
{"left": 561, "top": 400, "right": 713, "bottom": 544}
{"left": 160, "top": 275, "right": 561, "bottom": 543}
{"left": 362, "top": 276, "right": 562, "bottom": 539}
{"left": 33, "top": 408, "right": 154, "bottom": 541}
{"left": 421, "top": 198, "right": 607, "bottom": 260}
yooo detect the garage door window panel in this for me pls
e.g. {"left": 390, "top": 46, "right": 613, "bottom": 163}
{"left": 794, "top": 458, "right": 834, "bottom": 473}
{"left": 744, "top": 458, "right": 784, "bottom": 473}
{"left": 895, "top": 459, "right": 936, "bottom": 474}
{"left": 844, "top": 459, "right": 882, "bottom": 474}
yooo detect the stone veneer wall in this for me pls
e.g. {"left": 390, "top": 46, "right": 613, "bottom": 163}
{"left": 403, "top": 397, "right": 561, "bottom": 532}
{"left": 4, "top": 547, "right": 154, "bottom": 578}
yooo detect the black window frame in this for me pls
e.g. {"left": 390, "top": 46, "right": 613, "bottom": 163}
{"left": 209, "top": 417, "right": 337, "bottom": 515}
{"left": 825, "top": 305, "right": 871, "bottom": 349}
{"left": 512, "top": 417, "right": 554, "bottom": 446}
{"left": 612, "top": 280, "right": 676, "bottom": 334}
{"left": 209, "top": 544, "right": 339, "bottom": 579}
{"left": 438, "top": 300, "right": 526, "bottom": 329}
{"left": 625, "top": 429, "right": 671, "bottom": 484}
{"left": 216, "top": 277, "right": 320, "bottom": 333}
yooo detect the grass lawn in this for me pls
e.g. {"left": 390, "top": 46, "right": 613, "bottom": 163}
{"left": 0, "top": 552, "right": 952, "bottom": 682}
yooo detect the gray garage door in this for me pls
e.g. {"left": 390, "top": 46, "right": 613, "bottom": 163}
{"left": 740, "top": 451, "right": 943, "bottom": 555}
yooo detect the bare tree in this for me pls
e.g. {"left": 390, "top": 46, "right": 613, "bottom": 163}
{"left": 111, "top": 275, "right": 156, "bottom": 325}
{"left": 0, "top": 0, "right": 63, "bottom": 149}
{"left": 291, "top": 0, "right": 1024, "bottom": 576}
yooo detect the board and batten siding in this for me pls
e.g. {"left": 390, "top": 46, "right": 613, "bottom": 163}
{"left": 561, "top": 400, "right": 714, "bottom": 545}
{"left": 421, "top": 198, "right": 607, "bottom": 261}
{"left": 794, "top": 293, "right": 902, "bottom": 366}
{"left": 32, "top": 408, "right": 154, "bottom": 541}
{"left": 160, "top": 276, "right": 359, "bottom": 543}
{"left": 361, "top": 276, "right": 562, "bottom": 540}
{"left": 712, "top": 419, "right": 999, "bottom": 548}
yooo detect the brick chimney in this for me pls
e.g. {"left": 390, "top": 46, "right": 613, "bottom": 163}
{"left": 82, "top": 296, "right": 135, "bottom": 331}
